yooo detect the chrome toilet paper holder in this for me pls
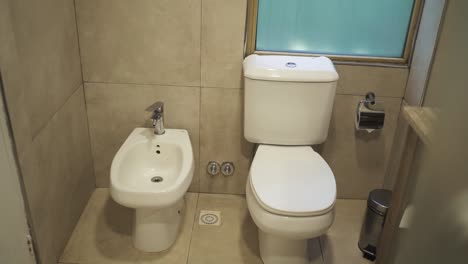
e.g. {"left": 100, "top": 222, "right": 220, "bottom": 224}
{"left": 363, "top": 92, "right": 377, "bottom": 107}
{"left": 355, "top": 92, "right": 385, "bottom": 133}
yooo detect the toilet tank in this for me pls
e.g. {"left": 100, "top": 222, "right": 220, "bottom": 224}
{"left": 243, "top": 55, "right": 339, "bottom": 145}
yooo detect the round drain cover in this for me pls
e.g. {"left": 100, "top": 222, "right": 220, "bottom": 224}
{"left": 200, "top": 214, "right": 219, "bottom": 225}
{"left": 151, "top": 176, "right": 163, "bottom": 183}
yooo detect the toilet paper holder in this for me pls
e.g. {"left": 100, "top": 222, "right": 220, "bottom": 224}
{"left": 364, "top": 92, "right": 377, "bottom": 107}
{"left": 355, "top": 92, "right": 385, "bottom": 133}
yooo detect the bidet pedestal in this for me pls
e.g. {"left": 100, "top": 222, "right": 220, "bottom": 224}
{"left": 133, "top": 199, "right": 184, "bottom": 252}
{"left": 259, "top": 230, "right": 309, "bottom": 264}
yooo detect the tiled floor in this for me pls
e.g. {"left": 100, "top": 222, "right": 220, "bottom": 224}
{"left": 60, "top": 189, "right": 371, "bottom": 264}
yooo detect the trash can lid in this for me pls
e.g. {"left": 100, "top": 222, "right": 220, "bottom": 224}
{"left": 368, "top": 189, "right": 392, "bottom": 215}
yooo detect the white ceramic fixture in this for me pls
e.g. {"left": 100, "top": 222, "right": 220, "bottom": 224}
{"left": 110, "top": 128, "right": 194, "bottom": 252}
{"left": 243, "top": 54, "right": 339, "bottom": 264}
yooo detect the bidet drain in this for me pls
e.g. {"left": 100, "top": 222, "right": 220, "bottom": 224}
{"left": 151, "top": 176, "right": 163, "bottom": 183}
{"left": 199, "top": 210, "right": 221, "bottom": 226}
{"left": 201, "top": 214, "right": 218, "bottom": 224}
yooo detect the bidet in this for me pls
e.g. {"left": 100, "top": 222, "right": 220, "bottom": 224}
{"left": 110, "top": 128, "right": 194, "bottom": 252}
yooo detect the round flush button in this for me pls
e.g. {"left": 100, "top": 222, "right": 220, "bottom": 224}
{"left": 285, "top": 62, "right": 297, "bottom": 68}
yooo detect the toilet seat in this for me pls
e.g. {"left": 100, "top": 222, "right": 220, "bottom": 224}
{"left": 250, "top": 145, "right": 336, "bottom": 217}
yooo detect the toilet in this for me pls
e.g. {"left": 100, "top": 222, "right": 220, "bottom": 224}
{"left": 243, "top": 55, "right": 339, "bottom": 264}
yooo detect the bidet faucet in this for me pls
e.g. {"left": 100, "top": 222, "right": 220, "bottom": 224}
{"left": 150, "top": 102, "right": 165, "bottom": 135}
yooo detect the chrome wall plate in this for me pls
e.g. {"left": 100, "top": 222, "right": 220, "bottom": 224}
{"left": 221, "top": 162, "right": 235, "bottom": 176}
{"left": 207, "top": 161, "right": 220, "bottom": 176}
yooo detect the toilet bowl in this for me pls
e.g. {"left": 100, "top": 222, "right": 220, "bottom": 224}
{"left": 246, "top": 145, "right": 336, "bottom": 264}
{"left": 242, "top": 55, "right": 339, "bottom": 264}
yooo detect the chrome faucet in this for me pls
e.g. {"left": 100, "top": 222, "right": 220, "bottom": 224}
{"left": 150, "top": 102, "right": 165, "bottom": 135}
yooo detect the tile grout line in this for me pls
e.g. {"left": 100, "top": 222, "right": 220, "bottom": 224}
{"left": 83, "top": 80, "right": 202, "bottom": 89}
{"left": 318, "top": 236, "right": 326, "bottom": 264}
{"left": 72, "top": 0, "right": 85, "bottom": 85}
{"left": 58, "top": 189, "right": 97, "bottom": 264}
{"left": 197, "top": 87, "right": 203, "bottom": 193}
{"left": 58, "top": 260, "right": 80, "bottom": 264}
{"left": 185, "top": 193, "right": 201, "bottom": 264}
{"left": 197, "top": 86, "right": 202, "bottom": 193}
{"left": 33, "top": 0, "right": 85, "bottom": 140}
{"left": 198, "top": 0, "right": 204, "bottom": 195}
{"left": 31, "top": 82, "right": 82, "bottom": 140}
{"left": 198, "top": 0, "right": 204, "bottom": 194}
{"left": 199, "top": 0, "right": 203, "bottom": 88}
{"left": 80, "top": 80, "right": 402, "bottom": 99}
{"left": 72, "top": 0, "right": 97, "bottom": 189}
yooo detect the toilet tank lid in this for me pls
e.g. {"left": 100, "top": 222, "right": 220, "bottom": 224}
{"left": 243, "top": 55, "right": 339, "bottom": 82}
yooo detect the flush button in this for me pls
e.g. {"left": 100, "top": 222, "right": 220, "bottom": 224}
{"left": 285, "top": 62, "right": 297, "bottom": 68}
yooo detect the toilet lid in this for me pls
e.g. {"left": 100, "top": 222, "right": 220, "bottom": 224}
{"left": 250, "top": 145, "right": 336, "bottom": 217}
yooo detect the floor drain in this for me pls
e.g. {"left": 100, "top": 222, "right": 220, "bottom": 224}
{"left": 199, "top": 210, "right": 221, "bottom": 226}
{"left": 151, "top": 176, "right": 163, "bottom": 183}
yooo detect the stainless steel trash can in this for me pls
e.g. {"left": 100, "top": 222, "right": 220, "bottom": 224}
{"left": 358, "top": 189, "right": 392, "bottom": 261}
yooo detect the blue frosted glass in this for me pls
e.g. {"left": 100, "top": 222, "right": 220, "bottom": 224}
{"left": 256, "top": 0, "right": 415, "bottom": 58}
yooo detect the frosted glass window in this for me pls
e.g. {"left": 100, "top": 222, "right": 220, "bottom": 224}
{"left": 256, "top": 0, "right": 415, "bottom": 58}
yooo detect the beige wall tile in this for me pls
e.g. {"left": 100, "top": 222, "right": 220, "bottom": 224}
{"left": 60, "top": 189, "right": 198, "bottom": 264}
{"left": 188, "top": 193, "right": 262, "bottom": 264}
{"left": 0, "top": 0, "right": 33, "bottom": 156}
{"left": 1, "top": 2, "right": 92, "bottom": 264}
{"left": 335, "top": 65, "right": 408, "bottom": 98}
{"left": 8, "top": 0, "right": 82, "bottom": 138}
{"left": 318, "top": 95, "right": 402, "bottom": 199}
{"left": 201, "top": 0, "right": 247, "bottom": 89}
{"left": 200, "top": 88, "right": 254, "bottom": 194}
{"left": 85, "top": 83, "right": 201, "bottom": 191}
{"left": 320, "top": 199, "right": 368, "bottom": 264}
{"left": 19, "top": 88, "right": 94, "bottom": 264}
{"left": 76, "top": 0, "right": 201, "bottom": 86}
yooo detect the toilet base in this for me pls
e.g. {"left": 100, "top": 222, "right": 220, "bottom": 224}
{"left": 259, "top": 229, "right": 309, "bottom": 264}
{"left": 133, "top": 199, "right": 184, "bottom": 252}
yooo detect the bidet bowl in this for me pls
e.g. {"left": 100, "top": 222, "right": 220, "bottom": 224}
{"left": 110, "top": 128, "right": 194, "bottom": 209}
{"left": 110, "top": 128, "right": 194, "bottom": 252}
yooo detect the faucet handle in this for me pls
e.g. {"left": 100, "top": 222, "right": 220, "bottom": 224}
{"left": 146, "top": 101, "right": 164, "bottom": 113}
